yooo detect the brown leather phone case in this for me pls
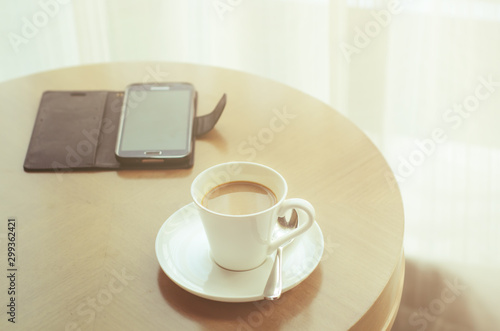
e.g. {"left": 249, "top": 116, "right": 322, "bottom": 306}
{"left": 23, "top": 90, "right": 226, "bottom": 172}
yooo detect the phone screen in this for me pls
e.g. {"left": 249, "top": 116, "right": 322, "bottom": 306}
{"left": 119, "top": 88, "right": 193, "bottom": 154}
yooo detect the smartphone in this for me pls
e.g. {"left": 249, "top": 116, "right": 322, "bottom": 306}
{"left": 115, "top": 82, "right": 196, "bottom": 165}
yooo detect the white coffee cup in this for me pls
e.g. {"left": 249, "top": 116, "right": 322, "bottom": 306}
{"left": 191, "top": 162, "right": 315, "bottom": 271}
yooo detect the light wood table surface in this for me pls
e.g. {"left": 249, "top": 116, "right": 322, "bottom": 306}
{"left": 0, "top": 62, "right": 404, "bottom": 330}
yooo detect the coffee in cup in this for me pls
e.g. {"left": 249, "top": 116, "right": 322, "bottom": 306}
{"left": 202, "top": 181, "right": 277, "bottom": 215}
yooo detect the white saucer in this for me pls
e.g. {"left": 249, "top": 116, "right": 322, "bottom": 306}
{"left": 155, "top": 203, "right": 324, "bottom": 302}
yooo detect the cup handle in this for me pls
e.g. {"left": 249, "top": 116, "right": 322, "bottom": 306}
{"left": 267, "top": 198, "right": 315, "bottom": 254}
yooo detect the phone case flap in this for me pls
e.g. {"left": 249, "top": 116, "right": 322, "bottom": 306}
{"left": 195, "top": 93, "right": 226, "bottom": 137}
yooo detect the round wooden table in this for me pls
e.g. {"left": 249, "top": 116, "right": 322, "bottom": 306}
{"left": 0, "top": 62, "right": 404, "bottom": 330}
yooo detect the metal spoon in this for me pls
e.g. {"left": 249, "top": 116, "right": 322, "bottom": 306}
{"left": 263, "top": 209, "right": 299, "bottom": 300}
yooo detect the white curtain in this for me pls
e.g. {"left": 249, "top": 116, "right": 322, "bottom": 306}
{"left": 331, "top": 0, "right": 500, "bottom": 260}
{"left": 2, "top": 0, "right": 500, "bottom": 328}
{"left": 1, "top": 0, "right": 330, "bottom": 101}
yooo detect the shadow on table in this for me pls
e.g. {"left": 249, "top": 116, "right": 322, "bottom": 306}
{"left": 196, "top": 128, "right": 228, "bottom": 153}
{"left": 157, "top": 263, "right": 323, "bottom": 330}
{"left": 392, "top": 258, "right": 498, "bottom": 331}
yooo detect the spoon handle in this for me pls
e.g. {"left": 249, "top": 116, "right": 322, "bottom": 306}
{"left": 263, "top": 247, "right": 283, "bottom": 300}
